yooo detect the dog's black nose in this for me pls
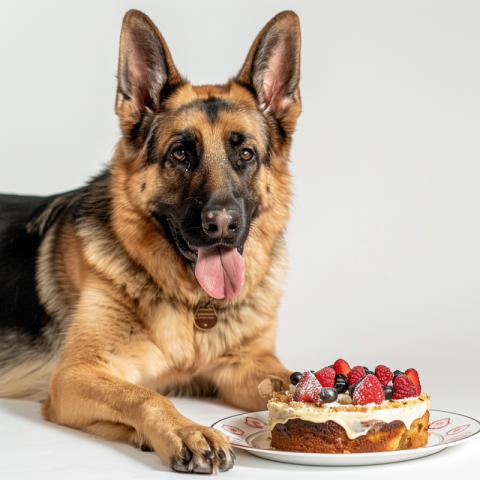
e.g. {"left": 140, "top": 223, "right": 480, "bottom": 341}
{"left": 202, "top": 208, "right": 241, "bottom": 239}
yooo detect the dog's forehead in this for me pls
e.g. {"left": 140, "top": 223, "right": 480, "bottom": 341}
{"left": 156, "top": 83, "right": 269, "bottom": 150}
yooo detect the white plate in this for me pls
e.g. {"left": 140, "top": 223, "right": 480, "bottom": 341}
{"left": 212, "top": 409, "right": 479, "bottom": 466}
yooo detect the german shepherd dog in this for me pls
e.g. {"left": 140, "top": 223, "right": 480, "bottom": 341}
{"left": 0, "top": 9, "right": 301, "bottom": 473}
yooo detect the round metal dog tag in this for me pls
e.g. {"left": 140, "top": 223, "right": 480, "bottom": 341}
{"left": 194, "top": 304, "right": 218, "bottom": 330}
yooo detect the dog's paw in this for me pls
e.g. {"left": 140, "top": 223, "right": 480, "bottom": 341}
{"left": 168, "top": 424, "right": 235, "bottom": 474}
{"left": 258, "top": 374, "right": 290, "bottom": 399}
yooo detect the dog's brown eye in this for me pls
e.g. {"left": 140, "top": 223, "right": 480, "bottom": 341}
{"left": 239, "top": 148, "right": 254, "bottom": 161}
{"left": 172, "top": 148, "right": 187, "bottom": 162}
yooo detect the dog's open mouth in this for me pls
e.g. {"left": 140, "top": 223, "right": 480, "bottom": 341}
{"left": 166, "top": 218, "right": 245, "bottom": 300}
{"left": 167, "top": 218, "right": 199, "bottom": 263}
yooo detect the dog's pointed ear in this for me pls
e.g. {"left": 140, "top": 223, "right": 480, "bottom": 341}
{"left": 236, "top": 11, "right": 301, "bottom": 116}
{"left": 116, "top": 10, "right": 182, "bottom": 143}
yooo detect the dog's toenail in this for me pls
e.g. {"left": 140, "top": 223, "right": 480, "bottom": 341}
{"left": 229, "top": 449, "right": 236, "bottom": 459}
{"left": 203, "top": 449, "right": 215, "bottom": 459}
{"left": 218, "top": 449, "right": 226, "bottom": 459}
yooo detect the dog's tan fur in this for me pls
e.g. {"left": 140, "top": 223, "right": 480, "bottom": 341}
{"left": 1, "top": 9, "right": 301, "bottom": 473}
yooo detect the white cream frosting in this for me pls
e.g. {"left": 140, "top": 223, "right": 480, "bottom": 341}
{"left": 268, "top": 395, "right": 429, "bottom": 440}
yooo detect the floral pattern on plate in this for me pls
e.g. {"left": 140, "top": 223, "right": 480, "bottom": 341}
{"left": 428, "top": 418, "right": 451, "bottom": 429}
{"left": 446, "top": 425, "right": 469, "bottom": 435}
{"left": 222, "top": 425, "right": 244, "bottom": 435}
{"left": 245, "top": 417, "right": 267, "bottom": 429}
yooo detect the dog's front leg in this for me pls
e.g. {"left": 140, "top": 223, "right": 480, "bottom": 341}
{"left": 44, "top": 365, "right": 233, "bottom": 473}
{"left": 42, "top": 286, "right": 234, "bottom": 473}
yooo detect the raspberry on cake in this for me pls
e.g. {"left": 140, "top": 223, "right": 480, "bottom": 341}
{"left": 315, "top": 367, "right": 336, "bottom": 388}
{"left": 347, "top": 366, "right": 366, "bottom": 386}
{"left": 268, "top": 360, "right": 430, "bottom": 454}
{"left": 352, "top": 374, "right": 384, "bottom": 405}
{"left": 392, "top": 374, "right": 417, "bottom": 400}
{"left": 375, "top": 365, "right": 393, "bottom": 385}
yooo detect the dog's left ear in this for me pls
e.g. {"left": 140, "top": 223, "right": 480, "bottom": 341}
{"left": 116, "top": 10, "right": 183, "bottom": 145}
{"left": 236, "top": 11, "right": 301, "bottom": 118}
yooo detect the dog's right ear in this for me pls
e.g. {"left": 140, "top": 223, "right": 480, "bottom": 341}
{"left": 116, "top": 10, "right": 182, "bottom": 146}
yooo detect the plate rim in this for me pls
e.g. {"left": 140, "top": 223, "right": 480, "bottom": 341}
{"left": 211, "top": 408, "right": 480, "bottom": 456}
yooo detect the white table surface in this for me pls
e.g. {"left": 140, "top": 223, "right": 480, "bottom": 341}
{"left": 0, "top": 397, "right": 478, "bottom": 480}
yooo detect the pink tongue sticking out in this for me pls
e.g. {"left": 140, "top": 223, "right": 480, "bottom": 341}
{"left": 195, "top": 246, "right": 245, "bottom": 299}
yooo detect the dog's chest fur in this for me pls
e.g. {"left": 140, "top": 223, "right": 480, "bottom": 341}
{"left": 106, "top": 286, "right": 278, "bottom": 393}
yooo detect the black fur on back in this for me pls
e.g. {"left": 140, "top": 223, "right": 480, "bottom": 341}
{"left": 0, "top": 172, "right": 112, "bottom": 399}
{"left": 0, "top": 172, "right": 108, "bottom": 341}
{"left": 0, "top": 194, "right": 57, "bottom": 339}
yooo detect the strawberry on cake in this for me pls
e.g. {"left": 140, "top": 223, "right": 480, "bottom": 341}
{"left": 268, "top": 359, "right": 430, "bottom": 453}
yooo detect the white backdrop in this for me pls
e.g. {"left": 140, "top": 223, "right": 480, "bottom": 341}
{"left": 1, "top": 0, "right": 479, "bottom": 427}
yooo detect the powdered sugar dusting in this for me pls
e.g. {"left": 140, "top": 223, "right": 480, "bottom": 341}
{"left": 292, "top": 371, "right": 322, "bottom": 403}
